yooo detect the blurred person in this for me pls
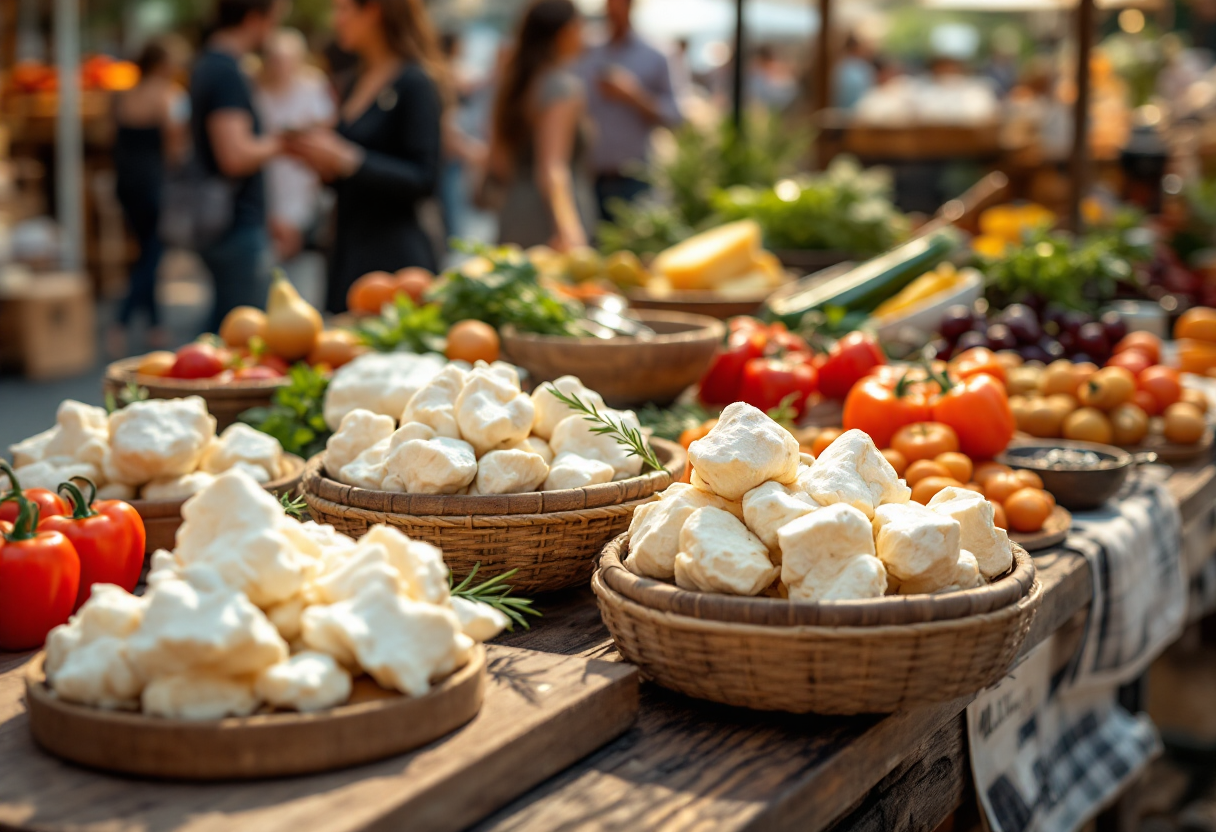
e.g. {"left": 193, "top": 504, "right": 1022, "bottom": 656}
{"left": 284, "top": 0, "right": 445, "bottom": 313}
{"left": 256, "top": 28, "right": 336, "bottom": 264}
{"left": 834, "top": 34, "right": 876, "bottom": 110}
{"left": 439, "top": 31, "right": 486, "bottom": 243}
{"left": 748, "top": 44, "right": 797, "bottom": 110}
{"left": 109, "top": 39, "right": 188, "bottom": 356}
{"left": 486, "top": 0, "right": 594, "bottom": 251}
{"left": 192, "top": 0, "right": 286, "bottom": 333}
{"left": 577, "top": 0, "right": 680, "bottom": 220}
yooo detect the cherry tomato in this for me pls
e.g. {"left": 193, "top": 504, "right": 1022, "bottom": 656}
{"left": 0, "top": 461, "right": 68, "bottom": 524}
{"left": 818, "top": 332, "right": 886, "bottom": 400}
{"left": 169, "top": 342, "right": 226, "bottom": 379}
{"left": 40, "top": 479, "right": 145, "bottom": 610}
{"left": 891, "top": 422, "right": 960, "bottom": 463}
{"left": 737, "top": 357, "right": 818, "bottom": 415}
{"left": 1138, "top": 365, "right": 1182, "bottom": 411}
{"left": 951, "top": 347, "right": 1007, "bottom": 385}
{"left": 0, "top": 492, "right": 80, "bottom": 651}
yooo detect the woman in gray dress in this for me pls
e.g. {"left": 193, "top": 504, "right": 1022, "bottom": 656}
{"left": 487, "top": 0, "right": 596, "bottom": 251}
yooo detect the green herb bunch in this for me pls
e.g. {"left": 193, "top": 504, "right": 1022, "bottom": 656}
{"left": 239, "top": 363, "right": 331, "bottom": 458}
{"left": 354, "top": 294, "right": 448, "bottom": 354}
{"left": 546, "top": 384, "right": 663, "bottom": 471}
{"left": 451, "top": 566, "right": 541, "bottom": 631}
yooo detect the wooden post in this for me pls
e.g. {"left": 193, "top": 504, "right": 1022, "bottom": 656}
{"left": 1069, "top": 0, "right": 1095, "bottom": 233}
{"left": 731, "top": 0, "right": 745, "bottom": 132}
{"left": 814, "top": 0, "right": 832, "bottom": 113}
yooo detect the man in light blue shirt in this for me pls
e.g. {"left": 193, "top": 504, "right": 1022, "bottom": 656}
{"left": 577, "top": 0, "right": 681, "bottom": 221}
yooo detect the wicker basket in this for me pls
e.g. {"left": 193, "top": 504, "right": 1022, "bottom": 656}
{"left": 302, "top": 439, "right": 687, "bottom": 594}
{"left": 592, "top": 534, "right": 1042, "bottom": 714}
{"left": 129, "top": 454, "right": 305, "bottom": 554}
{"left": 104, "top": 356, "right": 288, "bottom": 431}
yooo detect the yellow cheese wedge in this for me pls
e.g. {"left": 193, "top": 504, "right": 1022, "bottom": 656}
{"left": 652, "top": 220, "right": 762, "bottom": 291}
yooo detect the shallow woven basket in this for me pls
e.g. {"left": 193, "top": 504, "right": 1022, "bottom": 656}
{"left": 593, "top": 534, "right": 1042, "bottom": 715}
{"left": 104, "top": 356, "right": 288, "bottom": 431}
{"left": 302, "top": 439, "right": 686, "bottom": 594}
{"left": 129, "top": 454, "right": 305, "bottom": 554}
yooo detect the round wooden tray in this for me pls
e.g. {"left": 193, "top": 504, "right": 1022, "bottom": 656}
{"left": 104, "top": 356, "right": 290, "bottom": 431}
{"left": 624, "top": 287, "right": 776, "bottom": 321}
{"left": 599, "top": 533, "right": 1035, "bottom": 627}
{"left": 24, "top": 645, "right": 486, "bottom": 780}
{"left": 130, "top": 453, "right": 305, "bottom": 554}
{"left": 1008, "top": 505, "right": 1071, "bottom": 552}
{"left": 500, "top": 311, "right": 724, "bottom": 409}
{"left": 1120, "top": 429, "right": 1214, "bottom": 464}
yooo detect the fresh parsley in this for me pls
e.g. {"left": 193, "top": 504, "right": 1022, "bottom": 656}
{"left": 239, "top": 363, "right": 331, "bottom": 459}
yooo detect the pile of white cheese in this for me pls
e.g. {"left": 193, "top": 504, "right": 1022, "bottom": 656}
{"left": 326, "top": 366, "right": 646, "bottom": 495}
{"left": 625, "top": 403, "right": 1014, "bottom": 601}
{"left": 6, "top": 397, "right": 288, "bottom": 502}
{"left": 43, "top": 468, "right": 507, "bottom": 720}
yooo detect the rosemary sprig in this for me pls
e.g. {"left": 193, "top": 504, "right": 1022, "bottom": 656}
{"left": 279, "top": 491, "right": 308, "bottom": 520}
{"left": 451, "top": 565, "right": 541, "bottom": 631}
{"left": 766, "top": 392, "right": 801, "bottom": 430}
{"left": 545, "top": 384, "right": 663, "bottom": 471}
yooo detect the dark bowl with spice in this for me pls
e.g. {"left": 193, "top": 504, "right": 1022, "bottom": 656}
{"left": 998, "top": 439, "right": 1157, "bottom": 512}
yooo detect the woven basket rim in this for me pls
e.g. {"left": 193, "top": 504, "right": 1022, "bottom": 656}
{"left": 126, "top": 453, "right": 305, "bottom": 516}
{"left": 306, "top": 487, "right": 651, "bottom": 526}
{"left": 592, "top": 567, "right": 1044, "bottom": 637}
{"left": 501, "top": 310, "right": 725, "bottom": 347}
{"left": 105, "top": 356, "right": 291, "bottom": 396}
{"left": 598, "top": 532, "right": 1036, "bottom": 628}
{"left": 302, "top": 437, "right": 686, "bottom": 518}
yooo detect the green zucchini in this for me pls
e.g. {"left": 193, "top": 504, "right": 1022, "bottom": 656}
{"left": 765, "top": 228, "right": 961, "bottom": 327}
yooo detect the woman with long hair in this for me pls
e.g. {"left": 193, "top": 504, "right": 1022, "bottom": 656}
{"left": 284, "top": 0, "right": 444, "bottom": 312}
{"left": 487, "top": 0, "right": 594, "bottom": 252}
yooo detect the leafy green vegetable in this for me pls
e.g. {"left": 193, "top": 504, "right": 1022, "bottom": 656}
{"left": 432, "top": 244, "right": 585, "bottom": 336}
{"left": 597, "top": 199, "right": 693, "bottom": 257}
{"left": 104, "top": 382, "right": 149, "bottom": 414}
{"left": 239, "top": 363, "right": 331, "bottom": 459}
{"left": 353, "top": 294, "right": 448, "bottom": 353}
{"left": 637, "top": 401, "right": 715, "bottom": 442}
{"left": 450, "top": 565, "right": 541, "bottom": 631}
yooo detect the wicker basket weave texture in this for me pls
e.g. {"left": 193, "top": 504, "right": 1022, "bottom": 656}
{"left": 592, "top": 537, "right": 1042, "bottom": 715}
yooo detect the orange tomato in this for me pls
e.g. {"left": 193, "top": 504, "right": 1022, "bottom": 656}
{"left": 935, "top": 452, "right": 973, "bottom": 484}
{"left": 911, "top": 476, "right": 962, "bottom": 504}
{"left": 905, "top": 459, "right": 951, "bottom": 486}
{"left": 961, "top": 481, "right": 985, "bottom": 493}
{"left": 841, "top": 367, "right": 934, "bottom": 450}
{"left": 811, "top": 428, "right": 843, "bottom": 457}
{"left": 951, "top": 347, "right": 1007, "bottom": 385}
{"left": 1132, "top": 389, "right": 1160, "bottom": 417}
{"left": 1177, "top": 339, "right": 1216, "bottom": 375}
{"left": 1113, "top": 332, "right": 1162, "bottom": 365}
{"left": 445, "top": 320, "right": 500, "bottom": 364}
{"left": 1004, "top": 487, "right": 1053, "bottom": 533}
{"left": 974, "top": 461, "right": 1014, "bottom": 485}
{"left": 393, "top": 267, "right": 433, "bottom": 304}
{"left": 679, "top": 419, "right": 718, "bottom": 450}
{"left": 1181, "top": 388, "right": 1209, "bottom": 414}
{"left": 1174, "top": 307, "right": 1216, "bottom": 343}
{"left": 347, "top": 271, "right": 398, "bottom": 315}
{"left": 931, "top": 373, "right": 1016, "bottom": 460}
{"left": 1138, "top": 365, "right": 1182, "bottom": 411}
{"left": 991, "top": 501, "right": 1008, "bottom": 530}
{"left": 1163, "top": 402, "right": 1206, "bottom": 444}
{"left": 1106, "top": 349, "right": 1153, "bottom": 377}
{"left": 881, "top": 448, "right": 908, "bottom": 477}
{"left": 985, "top": 473, "right": 1025, "bottom": 504}
{"left": 1012, "top": 469, "right": 1044, "bottom": 490}
{"left": 890, "top": 422, "right": 960, "bottom": 463}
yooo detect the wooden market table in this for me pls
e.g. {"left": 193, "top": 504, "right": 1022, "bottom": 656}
{"left": 0, "top": 458, "right": 1213, "bottom": 832}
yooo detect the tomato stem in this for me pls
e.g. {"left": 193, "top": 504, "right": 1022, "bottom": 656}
{"left": 57, "top": 478, "right": 98, "bottom": 520}
{"left": 0, "top": 459, "right": 21, "bottom": 497}
{"left": 1, "top": 491, "right": 40, "bottom": 541}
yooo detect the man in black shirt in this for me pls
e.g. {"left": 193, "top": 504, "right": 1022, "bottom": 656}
{"left": 191, "top": 0, "right": 285, "bottom": 332}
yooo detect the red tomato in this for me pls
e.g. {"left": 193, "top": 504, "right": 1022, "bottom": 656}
{"left": 737, "top": 357, "right": 818, "bottom": 415}
{"left": 1106, "top": 349, "right": 1153, "bottom": 377}
{"left": 698, "top": 326, "right": 768, "bottom": 405}
{"left": 1113, "top": 332, "right": 1162, "bottom": 366}
{"left": 931, "top": 372, "right": 1015, "bottom": 459}
{"left": 1132, "top": 388, "right": 1161, "bottom": 417}
{"left": 169, "top": 342, "right": 226, "bottom": 379}
{"left": 257, "top": 354, "right": 292, "bottom": 375}
{"left": 842, "top": 368, "right": 935, "bottom": 449}
{"left": 764, "top": 322, "right": 810, "bottom": 355}
{"left": 0, "top": 494, "right": 80, "bottom": 651}
{"left": 40, "top": 480, "right": 146, "bottom": 610}
{"left": 818, "top": 332, "right": 886, "bottom": 399}
{"left": 0, "top": 460, "right": 68, "bottom": 524}
{"left": 1138, "top": 365, "right": 1182, "bottom": 411}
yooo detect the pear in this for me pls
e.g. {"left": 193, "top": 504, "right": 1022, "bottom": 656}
{"left": 262, "top": 270, "right": 322, "bottom": 361}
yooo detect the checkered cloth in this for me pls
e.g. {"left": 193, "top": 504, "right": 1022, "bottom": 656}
{"left": 968, "top": 469, "right": 1185, "bottom": 832}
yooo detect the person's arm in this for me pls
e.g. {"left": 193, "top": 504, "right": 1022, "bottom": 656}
{"left": 207, "top": 108, "right": 280, "bottom": 177}
{"left": 598, "top": 55, "right": 681, "bottom": 128}
{"left": 533, "top": 94, "right": 586, "bottom": 251}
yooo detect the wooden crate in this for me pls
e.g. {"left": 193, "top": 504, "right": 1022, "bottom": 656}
{"left": 0, "top": 271, "right": 96, "bottom": 379}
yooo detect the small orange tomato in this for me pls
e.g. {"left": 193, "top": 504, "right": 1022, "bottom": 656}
{"left": 882, "top": 448, "right": 908, "bottom": 478}
{"left": 984, "top": 472, "right": 1025, "bottom": 504}
{"left": 1106, "top": 349, "right": 1153, "bottom": 377}
{"left": 135, "top": 350, "right": 177, "bottom": 377}
{"left": 905, "top": 459, "right": 951, "bottom": 486}
{"left": 935, "top": 452, "right": 973, "bottom": 484}
{"left": 347, "top": 271, "right": 398, "bottom": 315}
{"left": 911, "top": 476, "right": 962, "bottom": 504}
{"left": 1012, "top": 469, "right": 1044, "bottom": 490}
{"left": 811, "top": 428, "right": 843, "bottom": 457}
{"left": 394, "top": 267, "right": 433, "bottom": 304}
{"left": 679, "top": 419, "right": 718, "bottom": 450}
{"left": 891, "top": 422, "right": 960, "bottom": 463}
{"left": 974, "top": 461, "right": 1014, "bottom": 486}
{"left": 1174, "top": 307, "right": 1216, "bottom": 343}
{"left": 1113, "top": 332, "right": 1162, "bottom": 365}
{"left": 961, "top": 482, "right": 985, "bottom": 493}
{"left": 1004, "top": 487, "right": 1053, "bottom": 533}
{"left": 1181, "top": 388, "right": 1209, "bottom": 414}
{"left": 991, "top": 501, "right": 1008, "bottom": 529}
{"left": 1163, "top": 402, "right": 1206, "bottom": 444}
{"left": 445, "top": 320, "right": 500, "bottom": 364}
{"left": 1177, "top": 338, "right": 1216, "bottom": 375}
{"left": 1132, "top": 389, "right": 1160, "bottom": 417}
{"left": 1138, "top": 365, "right": 1182, "bottom": 411}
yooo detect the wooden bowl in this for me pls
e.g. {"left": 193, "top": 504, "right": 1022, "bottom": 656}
{"left": 302, "top": 439, "right": 687, "bottom": 594}
{"left": 25, "top": 646, "right": 485, "bottom": 780}
{"left": 104, "top": 356, "right": 289, "bottom": 431}
{"left": 130, "top": 454, "right": 306, "bottom": 554}
{"left": 500, "top": 311, "right": 725, "bottom": 409}
{"left": 623, "top": 288, "right": 770, "bottom": 321}
{"left": 999, "top": 440, "right": 1156, "bottom": 512}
